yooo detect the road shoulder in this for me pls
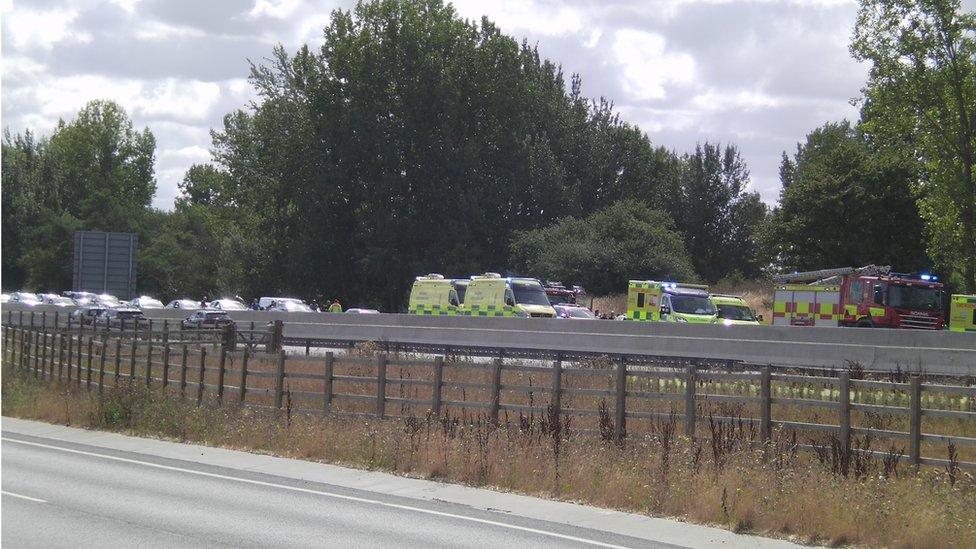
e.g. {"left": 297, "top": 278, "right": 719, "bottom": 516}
{"left": 2, "top": 416, "right": 806, "bottom": 549}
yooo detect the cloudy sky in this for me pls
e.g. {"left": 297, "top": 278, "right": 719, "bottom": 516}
{"left": 4, "top": 0, "right": 971, "bottom": 210}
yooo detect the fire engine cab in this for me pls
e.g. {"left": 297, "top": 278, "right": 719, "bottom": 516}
{"left": 773, "top": 265, "right": 945, "bottom": 330}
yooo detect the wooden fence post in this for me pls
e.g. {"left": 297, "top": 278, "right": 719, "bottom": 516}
{"left": 180, "top": 345, "right": 189, "bottom": 399}
{"left": 216, "top": 347, "right": 227, "bottom": 404}
{"left": 614, "top": 359, "right": 627, "bottom": 444}
{"left": 161, "top": 326, "right": 170, "bottom": 389}
{"left": 98, "top": 338, "right": 108, "bottom": 394}
{"left": 145, "top": 341, "right": 154, "bottom": 387}
{"left": 66, "top": 329, "right": 74, "bottom": 383}
{"left": 58, "top": 332, "right": 66, "bottom": 379}
{"left": 30, "top": 311, "right": 35, "bottom": 329}
{"left": 239, "top": 348, "right": 250, "bottom": 404}
{"left": 432, "top": 355, "right": 444, "bottom": 416}
{"left": 551, "top": 355, "right": 562, "bottom": 419}
{"left": 761, "top": 367, "right": 772, "bottom": 442}
{"left": 305, "top": 339, "right": 310, "bottom": 356}
{"left": 33, "top": 328, "right": 40, "bottom": 377}
{"left": 197, "top": 348, "right": 207, "bottom": 405}
{"left": 839, "top": 372, "right": 851, "bottom": 454}
{"left": 161, "top": 342, "right": 171, "bottom": 389}
{"left": 684, "top": 365, "right": 697, "bottom": 437}
{"left": 909, "top": 376, "right": 922, "bottom": 467}
{"left": 376, "top": 354, "right": 388, "bottom": 418}
{"left": 129, "top": 339, "right": 137, "bottom": 381}
{"left": 273, "top": 351, "right": 286, "bottom": 409}
{"left": 489, "top": 358, "right": 502, "bottom": 427}
{"left": 85, "top": 337, "right": 94, "bottom": 390}
{"left": 322, "top": 351, "right": 333, "bottom": 413}
{"left": 114, "top": 339, "right": 122, "bottom": 382}
{"left": 40, "top": 332, "right": 49, "bottom": 379}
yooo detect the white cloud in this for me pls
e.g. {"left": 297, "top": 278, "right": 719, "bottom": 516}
{"left": 612, "top": 30, "right": 695, "bottom": 100}
{"left": 249, "top": 0, "right": 303, "bottom": 19}
{"left": 451, "top": 0, "right": 584, "bottom": 36}
{"left": 691, "top": 89, "right": 781, "bottom": 112}
{"left": 2, "top": 7, "right": 88, "bottom": 51}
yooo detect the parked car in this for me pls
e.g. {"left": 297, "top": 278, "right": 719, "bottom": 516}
{"left": 553, "top": 304, "right": 597, "bottom": 319}
{"left": 44, "top": 295, "right": 77, "bottom": 307}
{"left": 0, "top": 293, "right": 9, "bottom": 303}
{"left": 10, "top": 292, "right": 42, "bottom": 306}
{"left": 103, "top": 307, "right": 149, "bottom": 328}
{"left": 93, "top": 294, "right": 122, "bottom": 308}
{"left": 270, "top": 300, "right": 313, "bottom": 313}
{"left": 72, "top": 306, "right": 107, "bottom": 326}
{"left": 64, "top": 291, "right": 97, "bottom": 306}
{"left": 208, "top": 298, "right": 249, "bottom": 311}
{"left": 129, "top": 296, "right": 165, "bottom": 309}
{"left": 181, "top": 310, "right": 234, "bottom": 330}
{"left": 165, "top": 299, "right": 202, "bottom": 311}
{"left": 258, "top": 297, "right": 310, "bottom": 311}
{"left": 345, "top": 308, "right": 380, "bottom": 314}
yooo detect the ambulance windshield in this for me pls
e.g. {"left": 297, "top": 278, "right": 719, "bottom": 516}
{"left": 512, "top": 281, "right": 551, "bottom": 306}
{"left": 888, "top": 286, "right": 942, "bottom": 310}
{"left": 671, "top": 295, "right": 715, "bottom": 315}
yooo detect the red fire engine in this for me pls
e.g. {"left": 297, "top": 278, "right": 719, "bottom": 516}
{"left": 773, "top": 266, "right": 946, "bottom": 330}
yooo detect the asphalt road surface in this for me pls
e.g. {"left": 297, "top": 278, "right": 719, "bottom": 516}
{"left": 2, "top": 431, "right": 671, "bottom": 549}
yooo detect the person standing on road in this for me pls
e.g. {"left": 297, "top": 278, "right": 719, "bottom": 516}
{"left": 328, "top": 299, "right": 342, "bottom": 313}
{"left": 250, "top": 298, "right": 261, "bottom": 310}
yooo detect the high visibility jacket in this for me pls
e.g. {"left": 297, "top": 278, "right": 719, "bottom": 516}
{"left": 329, "top": 302, "right": 342, "bottom": 313}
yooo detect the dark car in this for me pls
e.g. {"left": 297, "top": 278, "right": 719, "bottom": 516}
{"left": 103, "top": 308, "right": 149, "bottom": 328}
{"left": 553, "top": 304, "right": 597, "bottom": 319}
{"left": 182, "top": 310, "right": 234, "bottom": 330}
{"left": 72, "top": 306, "right": 107, "bottom": 326}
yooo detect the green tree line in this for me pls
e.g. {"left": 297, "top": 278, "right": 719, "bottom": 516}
{"left": 2, "top": 0, "right": 972, "bottom": 306}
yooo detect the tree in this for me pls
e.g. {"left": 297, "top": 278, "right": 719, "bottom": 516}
{"left": 851, "top": 0, "right": 976, "bottom": 291}
{"left": 676, "top": 143, "right": 768, "bottom": 282}
{"left": 1, "top": 100, "right": 157, "bottom": 291}
{"left": 211, "top": 0, "right": 696, "bottom": 307}
{"left": 509, "top": 200, "right": 695, "bottom": 296}
{"left": 770, "top": 121, "right": 928, "bottom": 271}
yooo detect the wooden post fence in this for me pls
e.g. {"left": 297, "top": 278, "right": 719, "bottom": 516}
{"left": 684, "top": 365, "right": 697, "bottom": 437}
{"left": 239, "top": 349, "right": 250, "bottom": 404}
{"left": 432, "top": 355, "right": 444, "bottom": 416}
{"left": 909, "top": 376, "right": 922, "bottom": 467}
{"left": 376, "top": 355, "right": 388, "bottom": 418}
{"left": 197, "top": 348, "right": 207, "bottom": 405}
{"left": 489, "top": 358, "right": 502, "bottom": 427}
{"left": 322, "top": 352, "right": 333, "bottom": 413}
{"left": 614, "top": 359, "right": 627, "bottom": 444}
{"left": 273, "top": 351, "right": 286, "bottom": 409}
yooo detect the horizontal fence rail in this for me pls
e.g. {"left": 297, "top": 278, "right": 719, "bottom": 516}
{"left": 4, "top": 321, "right": 975, "bottom": 471}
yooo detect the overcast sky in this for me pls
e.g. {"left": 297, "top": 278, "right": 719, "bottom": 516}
{"left": 4, "top": 0, "right": 972, "bottom": 210}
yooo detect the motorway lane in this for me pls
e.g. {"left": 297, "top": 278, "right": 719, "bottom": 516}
{"left": 1, "top": 433, "right": 674, "bottom": 549}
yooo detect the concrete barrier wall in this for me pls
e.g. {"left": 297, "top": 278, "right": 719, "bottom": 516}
{"left": 3, "top": 303, "right": 974, "bottom": 375}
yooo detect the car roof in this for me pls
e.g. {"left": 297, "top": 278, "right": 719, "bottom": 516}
{"left": 710, "top": 295, "right": 748, "bottom": 306}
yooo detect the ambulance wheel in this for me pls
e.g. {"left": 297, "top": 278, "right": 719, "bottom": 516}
{"left": 857, "top": 319, "right": 874, "bottom": 328}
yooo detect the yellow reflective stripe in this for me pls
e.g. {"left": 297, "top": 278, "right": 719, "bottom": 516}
{"left": 869, "top": 307, "right": 886, "bottom": 317}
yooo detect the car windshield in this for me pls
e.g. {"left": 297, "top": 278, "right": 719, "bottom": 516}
{"left": 671, "top": 295, "right": 715, "bottom": 315}
{"left": 512, "top": 282, "right": 551, "bottom": 306}
{"left": 17, "top": 293, "right": 40, "bottom": 301}
{"left": 283, "top": 302, "right": 312, "bottom": 312}
{"left": 716, "top": 304, "right": 756, "bottom": 321}
{"left": 139, "top": 298, "right": 164, "bottom": 308}
{"left": 217, "top": 300, "right": 247, "bottom": 310}
{"left": 888, "top": 285, "right": 942, "bottom": 310}
{"left": 98, "top": 295, "right": 120, "bottom": 306}
{"left": 547, "top": 293, "right": 572, "bottom": 305}
{"left": 563, "top": 307, "right": 595, "bottom": 319}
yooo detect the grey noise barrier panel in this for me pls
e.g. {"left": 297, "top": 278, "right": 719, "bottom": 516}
{"left": 4, "top": 304, "right": 974, "bottom": 376}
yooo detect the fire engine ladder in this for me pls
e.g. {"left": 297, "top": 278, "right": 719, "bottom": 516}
{"left": 772, "top": 265, "right": 891, "bottom": 284}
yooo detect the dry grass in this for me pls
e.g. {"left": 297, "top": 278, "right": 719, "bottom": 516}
{"left": 4, "top": 367, "right": 975, "bottom": 548}
{"left": 591, "top": 279, "right": 774, "bottom": 322}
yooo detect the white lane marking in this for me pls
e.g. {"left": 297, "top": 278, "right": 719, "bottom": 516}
{"left": 2, "top": 490, "right": 47, "bottom": 503}
{"left": 3, "top": 437, "right": 635, "bottom": 549}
